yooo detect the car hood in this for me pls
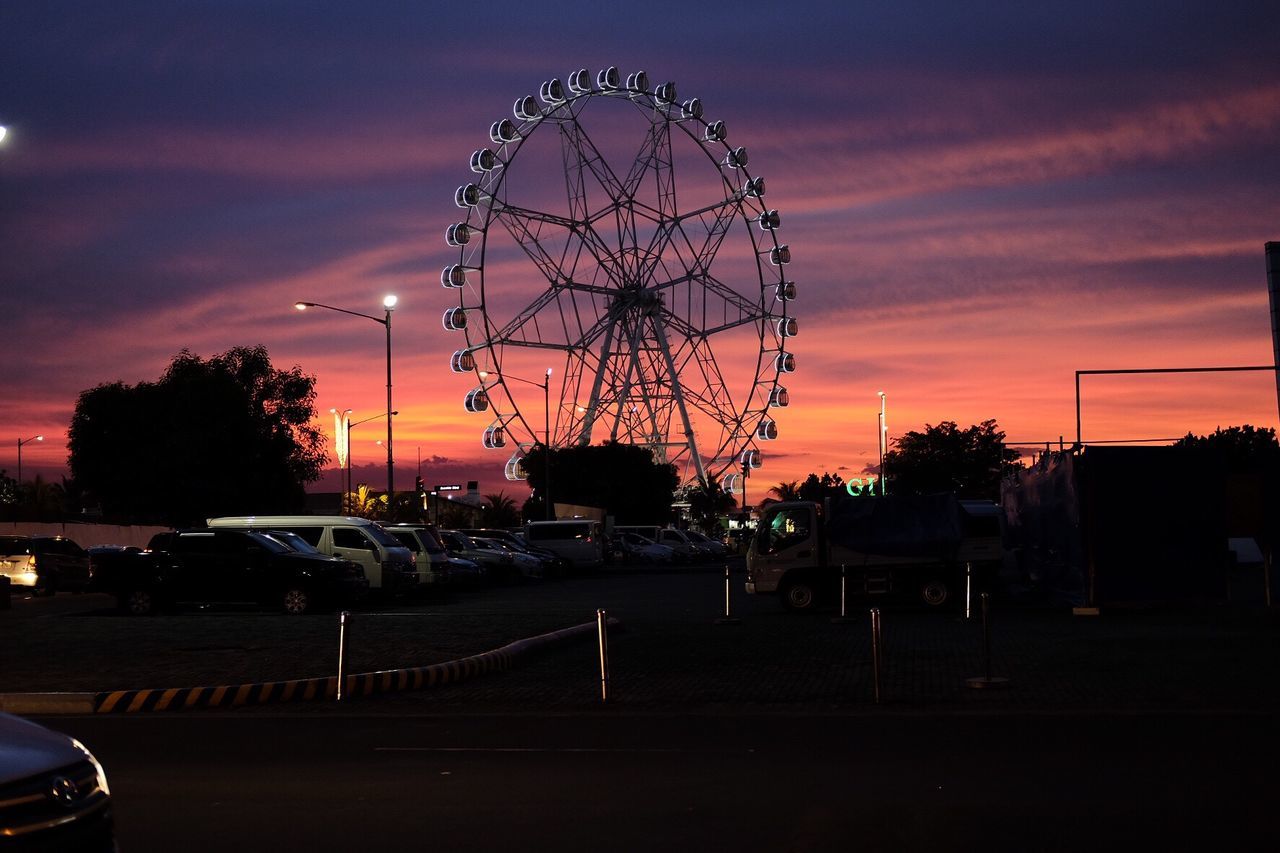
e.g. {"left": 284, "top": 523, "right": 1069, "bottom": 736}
{"left": 0, "top": 713, "right": 87, "bottom": 784}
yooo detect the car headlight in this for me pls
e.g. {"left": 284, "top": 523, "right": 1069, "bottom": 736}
{"left": 70, "top": 738, "right": 111, "bottom": 797}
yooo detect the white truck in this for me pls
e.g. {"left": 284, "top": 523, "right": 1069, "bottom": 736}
{"left": 746, "top": 494, "right": 1003, "bottom": 610}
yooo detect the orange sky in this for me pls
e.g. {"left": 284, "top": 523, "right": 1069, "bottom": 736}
{"left": 3, "top": 4, "right": 1278, "bottom": 501}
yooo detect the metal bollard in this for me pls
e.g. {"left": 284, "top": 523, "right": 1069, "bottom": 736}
{"left": 831, "top": 564, "right": 855, "bottom": 623}
{"left": 870, "top": 608, "right": 883, "bottom": 704}
{"left": 966, "top": 593, "right": 1010, "bottom": 689}
{"left": 965, "top": 562, "right": 973, "bottom": 620}
{"left": 596, "top": 608, "right": 611, "bottom": 703}
{"left": 336, "top": 610, "right": 351, "bottom": 702}
{"left": 715, "top": 564, "right": 741, "bottom": 624}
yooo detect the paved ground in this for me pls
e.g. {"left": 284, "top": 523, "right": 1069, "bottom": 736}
{"left": 3, "top": 562, "right": 1279, "bottom": 715}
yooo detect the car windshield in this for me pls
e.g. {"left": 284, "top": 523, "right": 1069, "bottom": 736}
{"left": 260, "top": 531, "right": 322, "bottom": 554}
{"left": 367, "top": 524, "right": 407, "bottom": 548}
{"left": 400, "top": 527, "right": 446, "bottom": 554}
{"left": 243, "top": 532, "right": 292, "bottom": 554}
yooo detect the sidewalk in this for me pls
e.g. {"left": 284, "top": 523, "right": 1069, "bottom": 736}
{"left": 3, "top": 568, "right": 1279, "bottom": 715}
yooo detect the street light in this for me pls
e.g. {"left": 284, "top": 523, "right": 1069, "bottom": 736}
{"left": 481, "top": 368, "right": 554, "bottom": 520}
{"left": 295, "top": 295, "right": 397, "bottom": 501}
{"left": 878, "top": 391, "right": 887, "bottom": 497}
{"left": 16, "top": 435, "right": 42, "bottom": 486}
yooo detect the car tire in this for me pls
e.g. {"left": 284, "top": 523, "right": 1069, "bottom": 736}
{"left": 120, "top": 588, "right": 156, "bottom": 616}
{"left": 281, "top": 586, "right": 312, "bottom": 615}
{"left": 781, "top": 578, "right": 818, "bottom": 611}
{"left": 921, "top": 578, "right": 950, "bottom": 607}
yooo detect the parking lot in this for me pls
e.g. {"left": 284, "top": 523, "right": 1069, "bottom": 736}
{"left": 4, "top": 562, "right": 1280, "bottom": 715}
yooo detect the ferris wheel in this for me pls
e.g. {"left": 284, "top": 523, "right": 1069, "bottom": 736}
{"left": 442, "top": 67, "right": 796, "bottom": 492}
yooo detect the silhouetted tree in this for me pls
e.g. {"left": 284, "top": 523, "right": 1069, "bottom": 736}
{"left": 769, "top": 480, "right": 801, "bottom": 501}
{"left": 685, "top": 476, "right": 738, "bottom": 534}
{"left": 523, "top": 441, "right": 678, "bottom": 523}
{"left": 68, "top": 346, "right": 325, "bottom": 525}
{"left": 883, "top": 419, "right": 1022, "bottom": 501}
{"left": 484, "top": 491, "right": 521, "bottom": 528}
{"left": 798, "top": 471, "right": 845, "bottom": 502}
{"left": 1174, "top": 425, "right": 1280, "bottom": 470}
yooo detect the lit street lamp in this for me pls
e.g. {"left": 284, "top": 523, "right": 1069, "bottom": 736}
{"left": 878, "top": 391, "right": 887, "bottom": 497}
{"left": 295, "top": 295, "right": 397, "bottom": 501}
{"left": 16, "top": 434, "right": 43, "bottom": 486}
{"left": 482, "top": 368, "right": 554, "bottom": 520}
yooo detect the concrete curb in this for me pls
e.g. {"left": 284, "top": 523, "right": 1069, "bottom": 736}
{"left": 0, "top": 618, "right": 616, "bottom": 715}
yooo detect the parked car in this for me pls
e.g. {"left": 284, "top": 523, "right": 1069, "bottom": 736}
{"left": 206, "top": 515, "right": 417, "bottom": 594}
{"left": 471, "top": 536, "right": 545, "bottom": 579}
{"left": 612, "top": 531, "right": 676, "bottom": 565}
{"left": 523, "top": 519, "right": 606, "bottom": 571}
{"left": 0, "top": 535, "right": 91, "bottom": 595}
{"left": 438, "top": 530, "right": 518, "bottom": 582}
{"left": 685, "top": 529, "right": 731, "bottom": 559}
{"left": 655, "top": 528, "right": 712, "bottom": 562}
{"left": 459, "top": 528, "right": 570, "bottom": 575}
{"left": 89, "top": 528, "right": 368, "bottom": 615}
{"left": 442, "top": 555, "right": 486, "bottom": 586}
{"left": 383, "top": 524, "right": 454, "bottom": 588}
{"left": 0, "top": 712, "right": 115, "bottom": 850}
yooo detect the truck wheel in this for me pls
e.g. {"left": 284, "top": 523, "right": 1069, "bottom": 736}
{"left": 282, "top": 586, "right": 312, "bottom": 615}
{"left": 921, "top": 578, "right": 950, "bottom": 607}
{"left": 120, "top": 588, "right": 156, "bottom": 616}
{"left": 781, "top": 579, "right": 817, "bottom": 611}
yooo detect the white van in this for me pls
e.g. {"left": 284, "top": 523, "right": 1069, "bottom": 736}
{"left": 524, "top": 519, "right": 605, "bottom": 571}
{"left": 207, "top": 516, "right": 417, "bottom": 592}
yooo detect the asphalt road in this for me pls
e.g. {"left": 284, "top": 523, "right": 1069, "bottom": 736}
{"left": 8, "top": 563, "right": 1280, "bottom": 850}
{"left": 35, "top": 711, "right": 1280, "bottom": 852}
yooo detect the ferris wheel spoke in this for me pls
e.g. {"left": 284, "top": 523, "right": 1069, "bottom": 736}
{"left": 558, "top": 120, "right": 629, "bottom": 217}
{"left": 492, "top": 208, "right": 590, "bottom": 289}
{"left": 639, "top": 190, "right": 741, "bottom": 284}
{"left": 621, "top": 120, "right": 676, "bottom": 219}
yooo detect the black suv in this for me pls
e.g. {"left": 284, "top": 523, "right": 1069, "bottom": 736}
{"left": 90, "top": 528, "right": 368, "bottom": 615}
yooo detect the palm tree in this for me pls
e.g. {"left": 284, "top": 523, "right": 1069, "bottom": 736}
{"left": 484, "top": 491, "right": 521, "bottom": 528}
{"left": 347, "top": 483, "right": 384, "bottom": 519}
{"left": 769, "top": 480, "right": 801, "bottom": 501}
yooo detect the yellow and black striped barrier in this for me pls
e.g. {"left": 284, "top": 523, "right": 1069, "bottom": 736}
{"left": 92, "top": 619, "right": 609, "bottom": 713}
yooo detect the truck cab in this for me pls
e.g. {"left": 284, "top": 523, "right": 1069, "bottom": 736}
{"left": 747, "top": 496, "right": 1001, "bottom": 610}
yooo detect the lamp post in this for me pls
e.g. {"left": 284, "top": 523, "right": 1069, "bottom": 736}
{"left": 877, "top": 391, "right": 887, "bottom": 497}
{"left": 482, "top": 368, "right": 554, "bottom": 520}
{"left": 16, "top": 434, "right": 42, "bottom": 486}
{"left": 295, "top": 296, "right": 397, "bottom": 502}
{"left": 345, "top": 411, "right": 396, "bottom": 513}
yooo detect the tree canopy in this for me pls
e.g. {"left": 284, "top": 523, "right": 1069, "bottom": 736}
{"left": 68, "top": 346, "right": 326, "bottom": 525}
{"left": 883, "top": 419, "right": 1022, "bottom": 501}
{"left": 1174, "top": 425, "right": 1280, "bottom": 470}
{"left": 522, "top": 441, "right": 678, "bottom": 523}
{"left": 798, "top": 471, "right": 846, "bottom": 502}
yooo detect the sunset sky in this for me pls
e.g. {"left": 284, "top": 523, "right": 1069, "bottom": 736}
{"left": 3, "top": 1, "right": 1278, "bottom": 502}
